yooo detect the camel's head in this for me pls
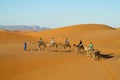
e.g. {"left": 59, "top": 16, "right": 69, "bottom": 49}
{"left": 73, "top": 44, "right": 76, "bottom": 46}
{"left": 58, "top": 42, "right": 62, "bottom": 45}
{"left": 94, "top": 49, "right": 100, "bottom": 53}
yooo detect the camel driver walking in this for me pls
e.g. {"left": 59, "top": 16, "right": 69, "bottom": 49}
{"left": 24, "top": 41, "right": 27, "bottom": 51}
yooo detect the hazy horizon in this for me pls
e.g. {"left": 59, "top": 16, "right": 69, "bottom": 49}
{"left": 0, "top": 0, "right": 120, "bottom": 28}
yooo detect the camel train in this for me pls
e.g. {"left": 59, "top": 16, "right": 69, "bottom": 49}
{"left": 73, "top": 41, "right": 101, "bottom": 61}
{"left": 27, "top": 37, "right": 102, "bottom": 61}
{"left": 38, "top": 37, "right": 71, "bottom": 51}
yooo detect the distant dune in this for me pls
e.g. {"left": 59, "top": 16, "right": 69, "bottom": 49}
{"left": 0, "top": 30, "right": 37, "bottom": 44}
{"left": 0, "top": 25, "right": 50, "bottom": 31}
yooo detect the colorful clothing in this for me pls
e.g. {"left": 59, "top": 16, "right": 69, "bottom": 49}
{"left": 24, "top": 42, "right": 27, "bottom": 51}
{"left": 89, "top": 43, "right": 93, "bottom": 49}
{"left": 50, "top": 39, "right": 55, "bottom": 45}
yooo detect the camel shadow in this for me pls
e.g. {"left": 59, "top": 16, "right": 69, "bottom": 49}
{"left": 31, "top": 49, "right": 39, "bottom": 51}
{"left": 52, "top": 50, "right": 73, "bottom": 53}
{"left": 62, "top": 50, "right": 72, "bottom": 52}
{"left": 100, "top": 53, "right": 114, "bottom": 59}
{"left": 26, "top": 49, "right": 39, "bottom": 51}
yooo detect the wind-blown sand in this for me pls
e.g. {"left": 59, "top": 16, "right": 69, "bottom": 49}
{"left": 0, "top": 24, "right": 120, "bottom": 80}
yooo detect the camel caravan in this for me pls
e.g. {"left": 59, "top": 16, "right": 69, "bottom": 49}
{"left": 24, "top": 37, "right": 103, "bottom": 61}
{"left": 37, "top": 37, "right": 71, "bottom": 51}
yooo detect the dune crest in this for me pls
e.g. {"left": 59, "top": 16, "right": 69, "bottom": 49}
{"left": 56, "top": 24, "right": 115, "bottom": 30}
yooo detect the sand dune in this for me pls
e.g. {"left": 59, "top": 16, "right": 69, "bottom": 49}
{"left": 0, "top": 30, "right": 38, "bottom": 44}
{"left": 18, "top": 24, "right": 120, "bottom": 53}
{"left": 0, "top": 24, "right": 120, "bottom": 80}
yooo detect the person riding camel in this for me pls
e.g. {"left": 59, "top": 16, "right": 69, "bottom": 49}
{"left": 89, "top": 42, "right": 93, "bottom": 49}
{"left": 38, "top": 37, "right": 43, "bottom": 45}
{"left": 37, "top": 37, "right": 46, "bottom": 50}
{"left": 65, "top": 38, "right": 70, "bottom": 45}
{"left": 64, "top": 38, "right": 71, "bottom": 49}
{"left": 78, "top": 40, "right": 83, "bottom": 47}
{"left": 88, "top": 42, "right": 94, "bottom": 53}
{"left": 50, "top": 37, "right": 55, "bottom": 45}
{"left": 75, "top": 40, "right": 84, "bottom": 53}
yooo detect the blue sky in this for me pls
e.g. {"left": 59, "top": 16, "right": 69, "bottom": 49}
{"left": 0, "top": 0, "right": 120, "bottom": 28}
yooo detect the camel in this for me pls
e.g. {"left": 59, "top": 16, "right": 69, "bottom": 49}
{"left": 46, "top": 42, "right": 58, "bottom": 51}
{"left": 86, "top": 48, "right": 101, "bottom": 61}
{"left": 50, "top": 42, "right": 58, "bottom": 49}
{"left": 63, "top": 43, "right": 71, "bottom": 49}
{"left": 37, "top": 41, "right": 46, "bottom": 51}
{"left": 58, "top": 43, "right": 71, "bottom": 49}
{"left": 93, "top": 50, "right": 101, "bottom": 61}
{"left": 73, "top": 44, "right": 85, "bottom": 54}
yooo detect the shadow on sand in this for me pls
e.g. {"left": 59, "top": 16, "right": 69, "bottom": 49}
{"left": 26, "top": 49, "right": 40, "bottom": 51}
{"left": 52, "top": 50, "right": 73, "bottom": 53}
{"left": 100, "top": 53, "right": 114, "bottom": 59}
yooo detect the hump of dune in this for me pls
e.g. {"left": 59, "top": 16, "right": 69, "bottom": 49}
{"left": 20, "top": 24, "right": 114, "bottom": 36}
{"left": 1, "top": 24, "right": 115, "bottom": 44}
{"left": 19, "top": 24, "right": 115, "bottom": 43}
{"left": 116, "top": 27, "right": 120, "bottom": 30}
{"left": 54, "top": 24, "right": 115, "bottom": 31}
{"left": 37, "top": 24, "right": 115, "bottom": 35}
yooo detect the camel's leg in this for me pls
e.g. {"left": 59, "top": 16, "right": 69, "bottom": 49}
{"left": 43, "top": 44, "right": 46, "bottom": 49}
{"left": 50, "top": 46, "right": 51, "bottom": 50}
{"left": 42, "top": 46, "right": 45, "bottom": 51}
{"left": 97, "top": 56, "right": 99, "bottom": 61}
{"left": 77, "top": 48, "right": 80, "bottom": 54}
{"left": 64, "top": 45, "right": 66, "bottom": 49}
{"left": 80, "top": 48, "right": 84, "bottom": 53}
{"left": 56, "top": 44, "right": 58, "bottom": 48}
{"left": 80, "top": 49, "right": 83, "bottom": 53}
{"left": 44, "top": 43, "right": 46, "bottom": 48}
{"left": 69, "top": 44, "right": 71, "bottom": 48}
{"left": 38, "top": 45, "right": 41, "bottom": 51}
{"left": 87, "top": 52, "right": 92, "bottom": 58}
{"left": 50, "top": 44, "right": 54, "bottom": 51}
{"left": 86, "top": 52, "right": 90, "bottom": 57}
{"left": 78, "top": 48, "right": 81, "bottom": 53}
{"left": 93, "top": 53, "right": 96, "bottom": 60}
{"left": 94, "top": 55, "right": 99, "bottom": 61}
{"left": 39, "top": 46, "right": 40, "bottom": 51}
{"left": 37, "top": 43, "right": 40, "bottom": 51}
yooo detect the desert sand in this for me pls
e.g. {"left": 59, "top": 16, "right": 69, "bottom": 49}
{"left": 0, "top": 24, "right": 120, "bottom": 80}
